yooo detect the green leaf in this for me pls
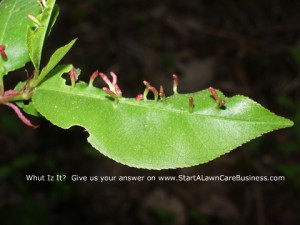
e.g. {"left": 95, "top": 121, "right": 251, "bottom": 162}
{"left": 36, "top": 38, "right": 76, "bottom": 86}
{"left": 45, "top": 4, "right": 59, "bottom": 38}
{"left": 16, "top": 101, "right": 40, "bottom": 117}
{"left": 0, "top": 0, "right": 40, "bottom": 77}
{"left": 27, "top": 0, "right": 57, "bottom": 71}
{"left": 32, "top": 72, "right": 293, "bottom": 169}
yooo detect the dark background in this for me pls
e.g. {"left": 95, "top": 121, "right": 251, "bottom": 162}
{"left": 0, "top": 0, "right": 299, "bottom": 224}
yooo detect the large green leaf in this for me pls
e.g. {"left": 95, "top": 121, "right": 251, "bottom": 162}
{"left": 32, "top": 69, "right": 293, "bottom": 169}
{"left": 27, "top": 0, "right": 57, "bottom": 71}
{"left": 0, "top": 0, "right": 40, "bottom": 77}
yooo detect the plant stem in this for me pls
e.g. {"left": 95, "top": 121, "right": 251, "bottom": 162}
{"left": 0, "top": 90, "right": 32, "bottom": 103}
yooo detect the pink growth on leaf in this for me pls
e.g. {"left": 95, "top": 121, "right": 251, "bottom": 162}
{"left": 69, "top": 69, "right": 75, "bottom": 87}
{"left": 136, "top": 94, "right": 144, "bottom": 101}
{"left": 100, "top": 72, "right": 122, "bottom": 97}
{"left": 1, "top": 102, "right": 38, "bottom": 128}
{"left": 89, "top": 70, "right": 99, "bottom": 86}
{"left": 69, "top": 68, "right": 81, "bottom": 87}
{"left": 209, "top": 86, "right": 226, "bottom": 108}
{"left": 208, "top": 86, "right": 219, "bottom": 101}
{"left": 110, "top": 72, "right": 117, "bottom": 85}
{"left": 103, "top": 87, "right": 117, "bottom": 99}
{"left": 172, "top": 74, "right": 179, "bottom": 94}
{"left": 218, "top": 99, "right": 226, "bottom": 107}
{"left": 99, "top": 73, "right": 112, "bottom": 87}
{"left": 189, "top": 96, "right": 194, "bottom": 113}
{"left": 143, "top": 81, "right": 158, "bottom": 101}
{"left": 114, "top": 84, "right": 122, "bottom": 96}
{"left": 0, "top": 45, "right": 8, "bottom": 60}
{"left": 159, "top": 85, "right": 165, "bottom": 100}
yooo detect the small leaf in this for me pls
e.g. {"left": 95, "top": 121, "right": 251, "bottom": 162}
{"left": 0, "top": 0, "right": 41, "bottom": 77}
{"left": 32, "top": 72, "right": 293, "bottom": 169}
{"left": 27, "top": 0, "right": 57, "bottom": 71}
{"left": 16, "top": 101, "right": 40, "bottom": 117}
{"left": 36, "top": 38, "right": 76, "bottom": 86}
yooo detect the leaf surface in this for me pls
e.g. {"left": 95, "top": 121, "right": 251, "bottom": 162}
{"left": 0, "top": 0, "right": 40, "bottom": 77}
{"left": 32, "top": 70, "right": 294, "bottom": 169}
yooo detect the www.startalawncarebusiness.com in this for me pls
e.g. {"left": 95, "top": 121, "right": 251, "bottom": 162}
{"left": 159, "top": 174, "right": 285, "bottom": 182}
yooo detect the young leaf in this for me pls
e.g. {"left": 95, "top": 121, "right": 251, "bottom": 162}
{"left": 0, "top": 0, "right": 40, "bottom": 77}
{"left": 27, "top": 0, "right": 57, "bottom": 71}
{"left": 16, "top": 101, "right": 40, "bottom": 117}
{"left": 35, "top": 38, "right": 77, "bottom": 86}
{"left": 32, "top": 71, "right": 293, "bottom": 169}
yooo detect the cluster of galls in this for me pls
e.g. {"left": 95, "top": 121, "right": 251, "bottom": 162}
{"left": 85, "top": 70, "right": 226, "bottom": 113}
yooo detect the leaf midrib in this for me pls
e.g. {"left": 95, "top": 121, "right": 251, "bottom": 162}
{"left": 35, "top": 86, "right": 289, "bottom": 126}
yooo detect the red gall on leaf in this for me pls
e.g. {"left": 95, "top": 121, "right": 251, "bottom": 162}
{"left": 114, "top": 84, "right": 122, "bottom": 96}
{"left": 103, "top": 87, "right": 117, "bottom": 99}
{"left": 209, "top": 86, "right": 219, "bottom": 101}
{"left": 218, "top": 99, "right": 226, "bottom": 108}
{"left": 89, "top": 70, "right": 99, "bottom": 87}
{"left": 143, "top": 81, "right": 149, "bottom": 100}
{"left": 172, "top": 74, "right": 179, "bottom": 94}
{"left": 110, "top": 72, "right": 118, "bottom": 85}
{"left": 69, "top": 68, "right": 81, "bottom": 87}
{"left": 136, "top": 94, "right": 144, "bottom": 101}
{"left": 159, "top": 85, "right": 165, "bottom": 100}
{"left": 0, "top": 45, "right": 8, "bottom": 60}
{"left": 189, "top": 96, "right": 194, "bottom": 113}
{"left": 1, "top": 102, "right": 38, "bottom": 128}
{"left": 143, "top": 81, "right": 158, "bottom": 101}
{"left": 99, "top": 73, "right": 111, "bottom": 87}
{"left": 209, "top": 86, "right": 226, "bottom": 108}
{"left": 99, "top": 72, "right": 122, "bottom": 97}
{"left": 69, "top": 69, "right": 76, "bottom": 87}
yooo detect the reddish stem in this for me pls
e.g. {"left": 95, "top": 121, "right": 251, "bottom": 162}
{"left": 1, "top": 102, "right": 38, "bottom": 128}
